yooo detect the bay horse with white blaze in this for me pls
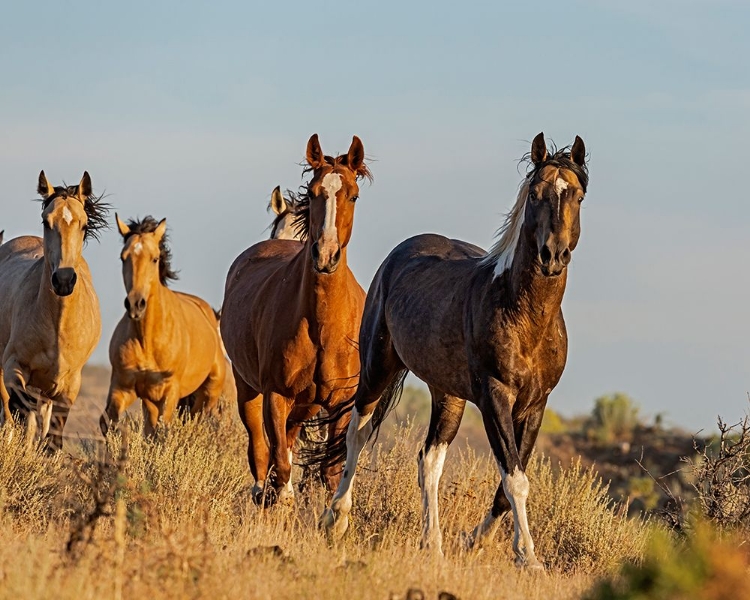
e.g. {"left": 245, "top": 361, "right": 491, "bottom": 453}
{"left": 0, "top": 172, "right": 107, "bottom": 449}
{"left": 320, "top": 133, "right": 589, "bottom": 569}
{"left": 101, "top": 216, "right": 226, "bottom": 437}
{"left": 221, "top": 134, "right": 370, "bottom": 505}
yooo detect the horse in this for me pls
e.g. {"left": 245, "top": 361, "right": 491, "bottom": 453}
{"left": 320, "top": 133, "right": 589, "bottom": 569}
{"left": 0, "top": 230, "right": 4, "bottom": 245}
{"left": 221, "top": 134, "right": 371, "bottom": 505}
{"left": 269, "top": 185, "right": 304, "bottom": 241}
{"left": 101, "top": 215, "right": 226, "bottom": 437}
{"left": 0, "top": 171, "right": 108, "bottom": 449}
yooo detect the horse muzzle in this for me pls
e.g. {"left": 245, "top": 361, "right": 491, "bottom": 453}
{"left": 311, "top": 240, "right": 341, "bottom": 274}
{"left": 539, "top": 243, "right": 571, "bottom": 277}
{"left": 51, "top": 268, "right": 78, "bottom": 296}
{"left": 125, "top": 295, "right": 148, "bottom": 320}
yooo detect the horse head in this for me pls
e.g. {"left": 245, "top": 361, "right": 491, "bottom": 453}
{"left": 302, "top": 134, "right": 371, "bottom": 274}
{"left": 116, "top": 215, "right": 177, "bottom": 320}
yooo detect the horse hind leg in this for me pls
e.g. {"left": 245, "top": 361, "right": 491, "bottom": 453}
{"left": 234, "top": 367, "right": 270, "bottom": 505}
{"left": 418, "top": 387, "right": 465, "bottom": 556}
{"left": 321, "top": 317, "right": 406, "bottom": 541}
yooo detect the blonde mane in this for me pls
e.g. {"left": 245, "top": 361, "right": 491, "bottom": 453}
{"left": 481, "top": 178, "right": 530, "bottom": 275}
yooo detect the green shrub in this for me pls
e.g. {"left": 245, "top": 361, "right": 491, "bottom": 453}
{"left": 587, "top": 393, "right": 640, "bottom": 444}
{"left": 585, "top": 520, "right": 750, "bottom": 600}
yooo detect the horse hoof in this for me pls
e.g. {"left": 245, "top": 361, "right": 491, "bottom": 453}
{"left": 252, "top": 484, "right": 277, "bottom": 508}
{"left": 319, "top": 509, "right": 348, "bottom": 541}
{"left": 515, "top": 556, "right": 545, "bottom": 571}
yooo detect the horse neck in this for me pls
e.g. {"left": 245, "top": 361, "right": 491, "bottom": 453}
{"left": 130, "top": 282, "right": 176, "bottom": 344}
{"left": 503, "top": 232, "right": 568, "bottom": 330}
{"left": 297, "top": 243, "right": 353, "bottom": 322}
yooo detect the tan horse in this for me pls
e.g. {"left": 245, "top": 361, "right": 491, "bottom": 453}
{"left": 101, "top": 216, "right": 226, "bottom": 437}
{"left": 221, "top": 134, "right": 371, "bottom": 505}
{"left": 0, "top": 172, "right": 107, "bottom": 449}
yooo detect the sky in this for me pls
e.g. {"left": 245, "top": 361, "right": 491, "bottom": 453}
{"left": 1, "top": 0, "right": 749, "bottom": 431}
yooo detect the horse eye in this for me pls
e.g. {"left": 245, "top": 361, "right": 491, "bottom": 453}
{"left": 578, "top": 196, "right": 584, "bottom": 204}
{"left": 351, "top": 195, "right": 359, "bottom": 203}
{"left": 152, "top": 257, "right": 159, "bottom": 264}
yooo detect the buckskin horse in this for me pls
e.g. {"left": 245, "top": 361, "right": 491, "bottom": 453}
{"left": 221, "top": 134, "right": 370, "bottom": 505}
{"left": 320, "top": 133, "right": 589, "bottom": 569}
{"left": 0, "top": 171, "right": 108, "bottom": 449}
{"left": 101, "top": 215, "right": 226, "bottom": 437}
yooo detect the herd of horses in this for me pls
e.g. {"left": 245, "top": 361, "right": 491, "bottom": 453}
{"left": 0, "top": 132, "right": 589, "bottom": 569}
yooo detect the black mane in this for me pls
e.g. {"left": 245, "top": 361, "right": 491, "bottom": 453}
{"left": 40, "top": 184, "right": 110, "bottom": 242}
{"left": 122, "top": 216, "right": 179, "bottom": 285}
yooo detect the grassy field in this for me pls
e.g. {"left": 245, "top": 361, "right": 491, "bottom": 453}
{"left": 0, "top": 401, "right": 651, "bottom": 600}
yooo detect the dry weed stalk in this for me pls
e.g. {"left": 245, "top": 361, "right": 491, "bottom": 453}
{"left": 687, "top": 414, "right": 750, "bottom": 529}
{"left": 66, "top": 423, "right": 130, "bottom": 560}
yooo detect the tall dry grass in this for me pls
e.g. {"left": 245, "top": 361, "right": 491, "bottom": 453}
{"left": 0, "top": 412, "right": 649, "bottom": 599}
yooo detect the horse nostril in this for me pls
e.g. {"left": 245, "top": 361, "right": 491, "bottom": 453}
{"left": 560, "top": 248, "right": 571, "bottom": 265}
{"left": 124, "top": 298, "right": 130, "bottom": 312}
{"left": 69, "top": 272, "right": 77, "bottom": 287}
{"left": 332, "top": 247, "right": 341, "bottom": 266}
{"left": 51, "top": 272, "right": 60, "bottom": 288}
{"left": 540, "top": 245, "right": 552, "bottom": 265}
{"left": 136, "top": 298, "right": 146, "bottom": 311}
{"left": 311, "top": 242, "right": 320, "bottom": 262}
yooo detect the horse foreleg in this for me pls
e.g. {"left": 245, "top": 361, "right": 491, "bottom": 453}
{"left": 476, "top": 376, "right": 543, "bottom": 570}
{"left": 102, "top": 383, "right": 138, "bottom": 436}
{"left": 418, "top": 388, "right": 465, "bottom": 555}
{"left": 235, "top": 369, "right": 269, "bottom": 505}
{"left": 190, "top": 358, "right": 225, "bottom": 418}
{"left": 263, "top": 392, "right": 294, "bottom": 506}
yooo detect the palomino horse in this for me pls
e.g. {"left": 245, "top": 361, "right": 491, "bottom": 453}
{"left": 0, "top": 172, "right": 107, "bottom": 449}
{"left": 101, "top": 216, "right": 226, "bottom": 437}
{"left": 221, "top": 134, "right": 370, "bottom": 505}
{"left": 320, "top": 133, "right": 589, "bottom": 568}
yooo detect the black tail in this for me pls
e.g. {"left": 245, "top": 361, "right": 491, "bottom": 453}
{"left": 300, "top": 369, "right": 409, "bottom": 473}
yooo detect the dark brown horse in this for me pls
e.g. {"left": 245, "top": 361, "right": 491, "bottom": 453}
{"left": 320, "top": 133, "right": 588, "bottom": 568}
{"left": 221, "top": 134, "right": 371, "bottom": 505}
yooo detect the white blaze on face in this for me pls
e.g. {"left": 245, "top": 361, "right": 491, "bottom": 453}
{"left": 133, "top": 242, "right": 143, "bottom": 255}
{"left": 321, "top": 172, "right": 342, "bottom": 239}
{"left": 554, "top": 178, "right": 568, "bottom": 214}
{"left": 62, "top": 206, "right": 73, "bottom": 225}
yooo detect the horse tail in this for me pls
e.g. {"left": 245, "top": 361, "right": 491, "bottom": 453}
{"left": 300, "top": 368, "right": 409, "bottom": 474}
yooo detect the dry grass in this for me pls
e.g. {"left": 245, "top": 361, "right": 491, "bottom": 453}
{"left": 0, "top": 412, "right": 650, "bottom": 599}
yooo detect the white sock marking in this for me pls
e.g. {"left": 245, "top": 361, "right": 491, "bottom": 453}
{"left": 419, "top": 443, "right": 448, "bottom": 552}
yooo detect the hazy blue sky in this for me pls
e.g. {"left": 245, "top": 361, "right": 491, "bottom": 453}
{"left": 2, "top": 1, "right": 749, "bottom": 430}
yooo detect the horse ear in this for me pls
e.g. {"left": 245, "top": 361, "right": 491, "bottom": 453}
{"left": 347, "top": 135, "right": 366, "bottom": 176}
{"left": 77, "top": 171, "right": 92, "bottom": 200}
{"left": 306, "top": 134, "right": 325, "bottom": 170}
{"left": 0, "top": 230, "right": 4, "bottom": 245}
{"left": 270, "top": 186, "right": 286, "bottom": 215}
{"left": 37, "top": 170, "right": 55, "bottom": 199}
{"left": 115, "top": 213, "right": 130, "bottom": 237}
{"left": 155, "top": 218, "right": 167, "bottom": 241}
{"left": 570, "top": 135, "right": 586, "bottom": 166}
{"left": 531, "top": 132, "right": 547, "bottom": 166}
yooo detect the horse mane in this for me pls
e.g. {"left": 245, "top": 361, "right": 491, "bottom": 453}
{"left": 39, "top": 184, "right": 110, "bottom": 243}
{"left": 268, "top": 189, "right": 306, "bottom": 239}
{"left": 481, "top": 143, "right": 589, "bottom": 273}
{"left": 292, "top": 154, "right": 374, "bottom": 241}
{"left": 122, "top": 216, "right": 179, "bottom": 285}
